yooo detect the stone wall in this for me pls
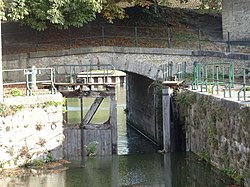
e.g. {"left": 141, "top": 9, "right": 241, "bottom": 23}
{"left": 222, "top": 0, "right": 250, "bottom": 41}
{"left": 126, "top": 72, "right": 163, "bottom": 145}
{"left": 176, "top": 90, "right": 250, "bottom": 186}
{"left": 0, "top": 94, "right": 64, "bottom": 168}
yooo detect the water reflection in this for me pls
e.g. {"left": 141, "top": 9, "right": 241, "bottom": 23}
{"left": 0, "top": 153, "right": 236, "bottom": 187}
{"left": 65, "top": 153, "right": 235, "bottom": 187}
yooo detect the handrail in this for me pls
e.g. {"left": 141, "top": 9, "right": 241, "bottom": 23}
{"left": 158, "top": 62, "right": 173, "bottom": 81}
{"left": 48, "top": 64, "right": 116, "bottom": 84}
{"left": 192, "top": 62, "right": 249, "bottom": 101}
{"left": 3, "top": 66, "right": 56, "bottom": 96}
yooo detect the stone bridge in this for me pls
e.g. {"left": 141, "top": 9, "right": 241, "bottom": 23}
{"left": 3, "top": 46, "right": 250, "bottom": 148}
{"left": 3, "top": 46, "right": 250, "bottom": 80}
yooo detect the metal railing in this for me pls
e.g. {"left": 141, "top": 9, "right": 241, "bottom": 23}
{"left": 48, "top": 64, "right": 116, "bottom": 84}
{"left": 3, "top": 66, "right": 56, "bottom": 96}
{"left": 3, "top": 24, "right": 249, "bottom": 55}
{"left": 158, "top": 62, "right": 173, "bottom": 81}
{"left": 191, "top": 62, "right": 249, "bottom": 101}
{"left": 176, "top": 62, "right": 187, "bottom": 81}
{"left": 158, "top": 61, "right": 187, "bottom": 81}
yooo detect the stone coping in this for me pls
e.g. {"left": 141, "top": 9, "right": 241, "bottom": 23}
{"left": 3, "top": 46, "right": 250, "bottom": 61}
{"left": 3, "top": 93, "right": 62, "bottom": 105}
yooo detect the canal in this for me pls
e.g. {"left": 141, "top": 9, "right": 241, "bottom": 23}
{"left": 0, "top": 86, "right": 238, "bottom": 187}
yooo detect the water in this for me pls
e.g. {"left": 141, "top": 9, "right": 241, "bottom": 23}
{"left": 0, "top": 86, "right": 237, "bottom": 187}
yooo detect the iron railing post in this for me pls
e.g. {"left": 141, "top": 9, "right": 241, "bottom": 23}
{"left": 192, "top": 61, "right": 198, "bottom": 90}
{"left": 135, "top": 26, "right": 138, "bottom": 47}
{"left": 68, "top": 28, "right": 72, "bottom": 48}
{"left": 31, "top": 66, "right": 37, "bottom": 90}
{"left": 167, "top": 28, "right": 171, "bottom": 48}
{"left": 35, "top": 31, "right": 38, "bottom": 51}
{"left": 198, "top": 29, "right": 201, "bottom": 51}
{"left": 102, "top": 26, "right": 105, "bottom": 46}
{"left": 226, "top": 32, "right": 231, "bottom": 52}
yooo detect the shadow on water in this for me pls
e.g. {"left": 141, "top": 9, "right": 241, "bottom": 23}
{"left": 0, "top": 86, "right": 239, "bottom": 187}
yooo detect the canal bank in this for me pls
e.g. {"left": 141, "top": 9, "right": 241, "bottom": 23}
{"left": 175, "top": 89, "right": 250, "bottom": 186}
{"left": 0, "top": 87, "right": 241, "bottom": 187}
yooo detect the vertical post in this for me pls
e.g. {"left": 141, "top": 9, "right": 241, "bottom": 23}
{"left": 216, "top": 65, "right": 219, "bottom": 94}
{"left": 0, "top": 20, "right": 3, "bottom": 102}
{"left": 30, "top": 66, "right": 37, "bottom": 90}
{"left": 162, "top": 85, "right": 171, "bottom": 152}
{"left": 68, "top": 28, "right": 72, "bottom": 48}
{"left": 167, "top": 28, "right": 171, "bottom": 48}
{"left": 109, "top": 86, "right": 117, "bottom": 154}
{"left": 192, "top": 61, "right": 198, "bottom": 90}
{"left": 205, "top": 65, "right": 208, "bottom": 92}
{"left": 80, "top": 97, "right": 84, "bottom": 122}
{"left": 198, "top": 29, "right": 201, "bottom": 51}
{"left": 102, "top": 26, "right": 105, "bottom": 46}
{"left": 35, "top": 31, "right": 38, "bottom": 51}
{"left": 134, "top": 26, "right": 138, "bottom": 47}
{"left": 169, "top": 62, "right": 173, "bottom": 79}
{"left": 243, "top": 69, "right": 246, "bottom": 101}
{"left": 65, "top": 98, "right": 68, "bottom": 124}
{"left": 226, "top": 32, "right": 231, "bottom": 52}
{"left": 80, "top": 97, "right": 84, "bottom": 157}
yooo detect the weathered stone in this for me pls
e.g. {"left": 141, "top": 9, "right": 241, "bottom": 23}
{"left": 177, "top": 90, "right": 250, "bottom": 187}
{"left": 0, "top": 94, "right": 64, "bottom": 169}
{"left": 222, "top": 0, "right": 250, "bottom": 41}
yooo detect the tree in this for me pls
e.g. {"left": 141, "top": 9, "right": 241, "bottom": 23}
{"left": 0, "top": 0, "right": 222, "bottom": 31}
{"left": 199, "top": 0, "right": 221, "bottom": 10}
{"left": 1, "top": 0, "right": 104, "bottom": 30}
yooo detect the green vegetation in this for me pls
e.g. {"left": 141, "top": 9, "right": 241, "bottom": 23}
{"left": 44, "top": 99, "right": 66, "bottom": 113}
{"left": 176, "top": 91, "right": 249, "bottom": 186}
{"left": 246, "top": 86, "right": 250, "bottom": 91}
{"left": 44, "top": 100, "right": 62, "bottom": 108}
{"left": 45, "top": 151, "right": 56, "bottom": 163}
{"left": 32, "top": 159, "right": 45, "bottom": 167}
{"left": 25, "top": 151, "right": 55, "bottom": 168}
{"left": 197, "top": 152, "right": 212, "bottom": 164}
{"left": 10, "top": 88, "right": 22, "bottom": 97}
{"left": 0, "top": 0, "right": 222, "bottom": 30}
{"left": 221, "top": 167, "right": 243, "bottom": 185}
{"left": 175, "top": 90, "right": 196, "bottom": 108}
{"left": 85, "top": 141, "right": 99, "bottom": 157}
{"left": 0, "top": 103, "right": 24, "bottom": 117}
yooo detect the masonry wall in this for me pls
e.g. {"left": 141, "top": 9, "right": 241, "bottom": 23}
{"left": 0, "top": 94, "right": 64, "bottom": 168}
{"left": 126, "top": 72, "right": 163, "bottom": 145}
{"left": 176, "top": 90, "right": 250, "bottom": 186}
{"left": 222, "top": 0, "right": 250, "bottom": 41}
{"left": 3, "top": 47, "right": 250, "bottom": 83}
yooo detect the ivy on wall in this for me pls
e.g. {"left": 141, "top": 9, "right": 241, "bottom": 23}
{"left": 174, "top": 90, "right": 250, "bottom": 185}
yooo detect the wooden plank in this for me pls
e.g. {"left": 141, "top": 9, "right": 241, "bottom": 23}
{"left": 82, "top": 97, "right": 104, "bottom": 124}
{"left": 83, "top": 123, "right": 111, "bottom": 130}
{"left": 162, "top": 85, "right": 171, "bottom": 152}
{"left": 110, "top": 86, "right": 117, "bottom": 154}
{"left": 61, "top": 90, "right": 115, "bottom": 98}
{"left": 77, "top": 128, "right": 81, "bottom": 157}
{"left": 63, "top": 128, "right": 68, "bottom": 158}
